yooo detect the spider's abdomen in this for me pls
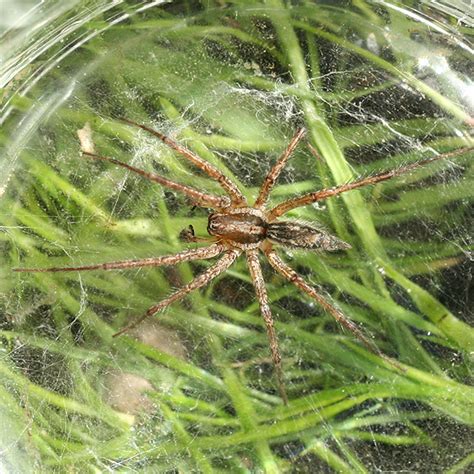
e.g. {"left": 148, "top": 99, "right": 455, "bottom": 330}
{"left": 208, "top": 211, "right": 267, "bottom": 244}
{"left": 267, "top": 221, "right": 351, "bottom": 251}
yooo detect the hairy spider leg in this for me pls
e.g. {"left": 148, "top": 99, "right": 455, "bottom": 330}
{"left": 121, "top": 118, "right": 247, "bottom": 206}
{"left": 13, "top": 243, "right": 225, "bottom": 273}
{"left": 82, "top": 151, "right": 230, "bottom": 209}
{"left": 307, "top": 142, "right": 324, "bottom": 162}
{"left": 265, "top": 249, "right": 402, "bottom": 370}
{"left": 269, "top": 146, "right": 473, "bottom": 218}
{"left": 246, "top": 249, "right": 288, "bottom": 404}
{"left": 254, "top": 128, "right": 306, "bottom": 209}
{"left": 113, "top": 249, "right": 241, "bottom": 337}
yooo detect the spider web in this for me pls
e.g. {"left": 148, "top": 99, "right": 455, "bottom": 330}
{"left": 0, "top": 0, "right": 473, "bottom": 472}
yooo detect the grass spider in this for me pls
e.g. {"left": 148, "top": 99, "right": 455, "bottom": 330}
{"left": 15, "top": 119, "right": 472, "bottom": 404}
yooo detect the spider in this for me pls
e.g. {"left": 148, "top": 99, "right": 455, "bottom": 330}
{"left": 15, "top": 119, "right": 472, "bottom": 404}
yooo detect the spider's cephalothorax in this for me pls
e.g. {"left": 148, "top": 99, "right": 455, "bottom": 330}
{"left": 207, "top": 208, "right": 267, "bottom": 248}
{"left": 14, "top": 119, "right": 472, "bottom": 404}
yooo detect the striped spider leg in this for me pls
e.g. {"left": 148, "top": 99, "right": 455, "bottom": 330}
{"left": 81, "top": 150, "right": 231, "bottom": 210}
{"left": 120, "top": 118, "right": 246, "bottom": 206}
{"left": 269, "top": 146, "right": 473, "bottom": 219}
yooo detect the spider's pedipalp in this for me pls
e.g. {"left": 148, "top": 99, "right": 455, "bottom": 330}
{"left": 254, "top": 128, "right": 305, "bottom": 209}
{"left": 121, "top": 118, "right": 247, "bottom": 206}
{"left": 14, "top": 243, "right": 226, "bottom": 273}
{"left": 113, "top": 248, "right": 241, "bottom": 337}
{"left": 246, "top": 249, "right": 288, "bottom": 404}
{"left": 82, "top": 151, "right": 230, "bottom": 209}
{"left": 269, "top": 146, "right": 473, "bottom": 219}
{"left": 265, "top": 249, "right": 400, "bottom": 368}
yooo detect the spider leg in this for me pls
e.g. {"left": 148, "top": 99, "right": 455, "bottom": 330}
{"left": 265, "top": 249, "right": 401, "bottom": 369}
{"left": 269, "top": 146, "right": 473, "bottom": 218}
{"left": 254, "top": 128, "right": 305, "bottom": 209}
{"left": 82, "top": 151, "right": 230, "bottom": 209}
{"left": 113, "top": 248, "right": 241, "bottom": 337}
{"left": 13, "top": 243, "right": 225, "bottom": 273}
{"left": 121, "top": 118, "right": 247, "bottom": 206}
{"left": 246, "top": 249, "right": 288, "bottom": 404}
